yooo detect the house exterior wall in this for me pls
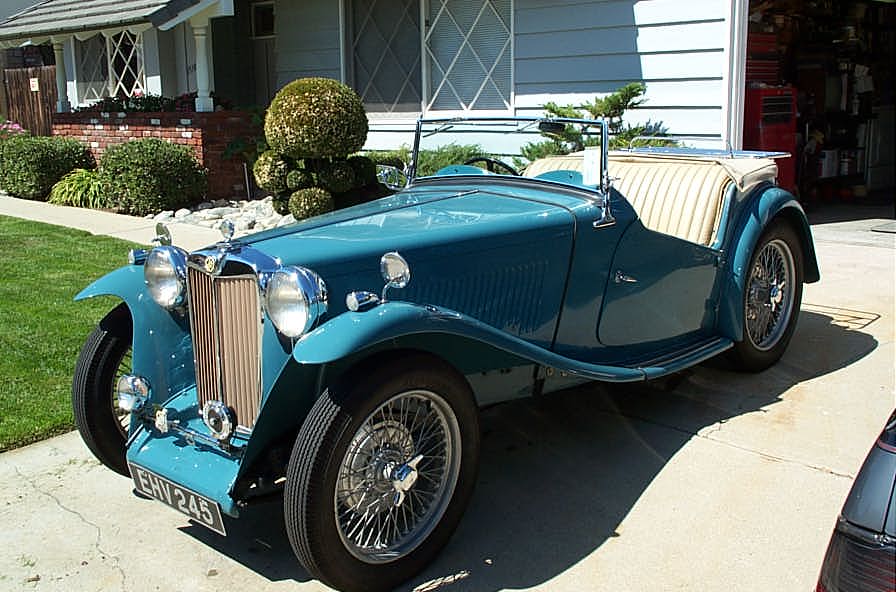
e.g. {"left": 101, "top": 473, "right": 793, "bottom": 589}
{"left": 515, "top": 0, "right": 731, "bottom": 139}
{"left": 257, "top": 0, "right": 746, "bottom": 150}
{"left": 274, "top": 0, "right": 340, "bottom": 87}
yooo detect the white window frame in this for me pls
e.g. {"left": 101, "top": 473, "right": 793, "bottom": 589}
{"left": 342, "top": 0, "right": 514, "bottom": 120}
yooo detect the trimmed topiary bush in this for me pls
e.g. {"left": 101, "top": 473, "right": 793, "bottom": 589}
{"left": 264, "top": 78, "right": 368, "bottom": 159}
{"left": 0, "top": 135, "right": 95, "bottom": 200}
{"left": 253, "top": 150, "right": 290, "bottom": 194}
{"left": 286, "top": 168, "right": 315, "bottom": 191}
{"left": 289, "top": 187, "right": 334, "bottom": 220}
{"left": 347, "top": 155, "right": 377, "bottom": 187}
{"left": 48, "top": 168, "right": 109, "bottom": 209}
{"left": 99, "top": 138, "right": 207, "bottom": 216}
{"left": 318, "top": 160, "right": 356, "bottom": 194}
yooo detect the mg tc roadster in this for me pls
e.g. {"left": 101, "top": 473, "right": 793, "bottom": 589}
{"left": 72, "top": 117, "right": 818, "bottom": 591}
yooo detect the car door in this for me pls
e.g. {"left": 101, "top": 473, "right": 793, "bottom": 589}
{"left": 596, "top": 218, "right": 720, "bottom": 347}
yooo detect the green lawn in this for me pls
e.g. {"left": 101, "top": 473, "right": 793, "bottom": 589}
{"left": 0, "top": 215, "right": 140, "bottom": 451}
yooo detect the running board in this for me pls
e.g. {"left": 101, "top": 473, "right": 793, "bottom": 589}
{"left": 624, "top": 336, "right": 733, "bottom": 380}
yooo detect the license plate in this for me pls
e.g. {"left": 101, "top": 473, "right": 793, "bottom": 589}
{"left": 129, "top": 463, "right": 227, "bottom": 535}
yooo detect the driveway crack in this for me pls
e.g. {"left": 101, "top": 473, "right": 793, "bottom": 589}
{"left": 14, "top": 466, "right": 127, "bottom": 591}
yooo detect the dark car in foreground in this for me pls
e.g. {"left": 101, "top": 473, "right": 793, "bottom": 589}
{"left": 817, "top": 411, "right": 896, "bottom": 592}
{"left": 72, "top": 116, "right": 819, "bottom": 591}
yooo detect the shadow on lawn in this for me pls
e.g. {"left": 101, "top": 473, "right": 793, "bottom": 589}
{"left": 176, "top": 309, "right": 877, "bottom": 591}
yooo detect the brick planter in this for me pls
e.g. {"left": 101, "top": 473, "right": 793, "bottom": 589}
{"left": 52, "top": 111, "right": 262, "bottom": 200}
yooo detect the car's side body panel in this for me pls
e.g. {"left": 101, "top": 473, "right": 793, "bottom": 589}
{"left": 598, "top": 221, "right": 719, "bottom": 346}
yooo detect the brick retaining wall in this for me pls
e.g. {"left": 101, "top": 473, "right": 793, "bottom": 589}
{"left": 52, "top": 111, "right": 261, "bottom": 200}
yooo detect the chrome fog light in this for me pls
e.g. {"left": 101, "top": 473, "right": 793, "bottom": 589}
{"left": 116, "top": 375, "right": 150, "bottom": 412}
{"left": 202, "top": 400, "right": 236, "bottom": 441}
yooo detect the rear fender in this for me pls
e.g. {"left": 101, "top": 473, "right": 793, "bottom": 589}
{"left": 75, "top": 266, "right": 195, "bottom": 402}
{"left": 717, "top": 186, "right": 820, "bottom": 341}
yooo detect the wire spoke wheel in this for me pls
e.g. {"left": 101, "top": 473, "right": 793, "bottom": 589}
{"left": 335, "top": 390, "right": 461, "bottom": 563}
{"left": 745, "top": 238, "right": 796, "bottom": 351}
{"left": 112, "top": 348, "right": 133, "bottom": 437}
{"left": 284, "top": 354, "right": 479, "bottom": 592}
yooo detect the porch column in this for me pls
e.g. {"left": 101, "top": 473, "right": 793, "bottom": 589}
{"left": 191, "top": 20, "right": 213, "bottom": 112}
{"left": 52, "top": 41, "right": 70, "bottom": 112}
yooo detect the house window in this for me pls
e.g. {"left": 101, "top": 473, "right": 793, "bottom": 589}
{"left": 76, "top": 35, "right": 108, "bottom": 103}
{"left": 107, "top": 31, "right": 146, "bottom": 97}
{"left": 251, "top": 2, "right": 275, "bottom": 38}
{"left": 75, "top": 31, "right": 146, "bottom": 104}
{"left": 346, "top": 0, "right": 512, "bottom": 114}
{"left": 347, "top": 0, "right": 422, "bottom": 113}
{"left": 425, "top": 0, "right": 512, "bottom": 111}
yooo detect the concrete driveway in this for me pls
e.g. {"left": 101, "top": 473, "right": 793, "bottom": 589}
{"left": 0, "top": 205, "right": 892, "bottom": 592}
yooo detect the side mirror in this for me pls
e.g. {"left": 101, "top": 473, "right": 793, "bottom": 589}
{"left": 376, "top": 164, "right": 409, "bottom": 190}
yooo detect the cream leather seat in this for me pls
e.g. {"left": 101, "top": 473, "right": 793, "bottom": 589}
{"left": 523, "top": 153, "right": 756, "bottom": 247}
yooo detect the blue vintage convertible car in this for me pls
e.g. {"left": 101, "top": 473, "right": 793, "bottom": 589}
{"left": 72, "top": 117, "right": 818, "bottom": 592}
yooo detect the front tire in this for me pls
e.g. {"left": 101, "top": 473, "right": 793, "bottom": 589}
{"left": 284, "top": 353, "right": 480, "bottom": 592}
{"left": 728, "top": 221, "right": 804, "bottom": 372}
{"left": 72, "top": 304, "right": 133, "bottom": 476}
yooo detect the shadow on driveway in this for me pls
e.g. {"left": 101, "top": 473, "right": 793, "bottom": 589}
{"left": 170, "top": 308, "right": 878, "bottom": 591}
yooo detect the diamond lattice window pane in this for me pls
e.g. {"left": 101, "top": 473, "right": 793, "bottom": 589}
{"left": 107, "top": 31, "right": 146, "bottom": 98}
{"left": 425, "top": 0, "right": 511, "bottom": 112}
{"left": 350, "top": 0, "right": 422, "bottom": 112}
{"left": 76, "top": 35, "right": 109, "bottom": 103}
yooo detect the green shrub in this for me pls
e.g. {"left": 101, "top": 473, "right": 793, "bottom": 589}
{"left": 264, "top": 78, "right": 368, "bottom": 159}
{"left": 286, "top": 168, "right": 315, "bottom": 191}
{"left": 367, "top": 144, "right": 484, "bottom": 177}
{"left": 318, "top": 160, "right": 356, "bottom": 193}
{"left": 289, "top": 187, "right": 334, "bottom": 220}
{"left": 368, "top": 148, "right": 409, "bottom": 171}
{"left": 48, "top": 169, "right": 109, "bottom": 209}
{"left": 253, "top": 150, "right": 290, "bottom": 194}
{"left": 99, "top": 139, "right": 207, "bottom": 216}
{"left": 0, "top": 135, "right": 95, "bottom": 200}
{"left": 347, "top": 155, "right": 377, "bottom": 187}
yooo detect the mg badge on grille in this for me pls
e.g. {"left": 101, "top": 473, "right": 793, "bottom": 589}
{"left": 204, "top": 255, "right": 217, "bottom": 273}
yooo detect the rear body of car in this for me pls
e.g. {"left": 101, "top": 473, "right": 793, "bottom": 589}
{"left": 817, "top": 411, "right": 896, "bottom": 592}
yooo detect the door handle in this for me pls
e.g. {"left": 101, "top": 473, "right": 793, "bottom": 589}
{"left": 614, "top": 271, "right": 638, "bottom": 284}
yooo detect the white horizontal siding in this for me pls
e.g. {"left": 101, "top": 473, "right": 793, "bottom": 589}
{"left": 274, "top": 0, "right": 340, "bottom": 88}
{"left": 516, "top": 0, "right": 726, "bottom": 31}
{"left": 514, "top": 0, "right": 731, "bottom": 141}
{"left": 515, "top": 80, "right": 726, "bottom": 108}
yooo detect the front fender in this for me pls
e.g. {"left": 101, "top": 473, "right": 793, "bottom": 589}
{"left": 75, "top": 266, "right": 195, "bottom": 402}
{"left": 293, "top": 301, "right": 647, "bottom": 382}
{"left": 718, "top": 186, "right": 820, "bottom": 341}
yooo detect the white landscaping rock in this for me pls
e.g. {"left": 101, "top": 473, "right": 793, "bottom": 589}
{"left": 152, "top": 196, "right": 294, "bottom": 234}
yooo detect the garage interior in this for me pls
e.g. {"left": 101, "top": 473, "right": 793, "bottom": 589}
{"left": 746, "top": 0, "right": 896, "bottom": 208}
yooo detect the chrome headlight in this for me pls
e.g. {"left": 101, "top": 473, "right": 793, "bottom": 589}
{"left": 144, "top": 246, "right": 188, "bottom": 309}
{"left": 264, "top": 266, "right": 327, "bottom": 338}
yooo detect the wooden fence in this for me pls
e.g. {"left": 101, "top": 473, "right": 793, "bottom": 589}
{"left": 3, "top": 66, "right": 56, "bottom": 136}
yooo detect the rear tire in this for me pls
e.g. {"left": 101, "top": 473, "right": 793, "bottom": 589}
{"left": 284, "top": 353, "right": 480, "bottom": 592}
{"left": 728, "top": 221, "right": 803, "bottom": 372}
{"left": 72, "top": 304, "right": 133, "bottom": 476}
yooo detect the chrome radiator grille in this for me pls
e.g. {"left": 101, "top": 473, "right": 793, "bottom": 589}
{"left": 187, "top": 267, "right": 262, "bottom": 429}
